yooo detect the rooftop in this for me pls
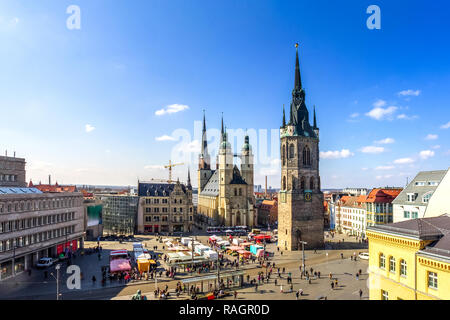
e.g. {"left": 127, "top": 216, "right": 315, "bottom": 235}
{"left": 0, "top": 187, "right": 43, "bottom": 195}
{"left": 369, "top": 214, "right": 450, "bottom": 259}
{"left": 392, "top": 170, "right": 448, "bottom": 206}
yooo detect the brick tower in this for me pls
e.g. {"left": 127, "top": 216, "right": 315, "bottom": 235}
{"left": 278, "top": 44, "right": 324, "bottom": 250}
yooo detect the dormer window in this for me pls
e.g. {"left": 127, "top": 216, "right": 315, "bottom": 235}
{"left": 407, "top": 193, "right": 418, "bottom": 202}
{"left": 428, "top": 181, "right": 438, "bottom": 186}
{"left": 422, "top": 191, "right": 433, "bottom": 203}
{"left": 415, "top": 181, "right": 425, "bottom": 186}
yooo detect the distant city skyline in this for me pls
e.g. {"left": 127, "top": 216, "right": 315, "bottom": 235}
{"left": 1, "top": 1, "right": 450, "bottom": 189}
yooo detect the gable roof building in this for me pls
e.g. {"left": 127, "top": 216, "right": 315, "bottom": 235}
{"left": 393, "top": 170, "right": 448, "bottom": 223}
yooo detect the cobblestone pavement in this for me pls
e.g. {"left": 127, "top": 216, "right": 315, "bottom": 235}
{"left": 0, "top": 231, "right": 368, "bottom": 300}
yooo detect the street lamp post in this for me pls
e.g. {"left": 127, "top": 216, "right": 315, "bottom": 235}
{"left": 12, "top": 245, "right": 16, "bottom": 278}
{"left": 299, "top": 241, "right": 307, "bottom": 275}
{"left": 51, "top": 264, "right": 61, "bottom": 300}
{"left": 216, "top": 253, "right": 220, "bottom": 290}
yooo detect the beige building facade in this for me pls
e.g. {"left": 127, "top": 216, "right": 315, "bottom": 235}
{"left": 137, "top": 180, "right": 194, "bottom": 234}
{"left": 197, "top": 114, "right": 256, "bottom": 227}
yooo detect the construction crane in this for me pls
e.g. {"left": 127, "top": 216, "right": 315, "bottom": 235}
{"left": 164, "top": 160, "right": 184, "bottom": 183}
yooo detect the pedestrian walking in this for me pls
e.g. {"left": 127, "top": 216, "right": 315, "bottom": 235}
{"left": 234, "top": 291, "right": 237, "bottom": 299}
{"left": 331, "top": 282, "right": 334, "bottom": 289}
{"left": 92, "top": 275, "right": 96, "bottom": 285}
{"left": 296, "top": 291, "right": 299, "bottom": 300}
{"left": 359, "top": 289, "right": 363, "bottom": 300}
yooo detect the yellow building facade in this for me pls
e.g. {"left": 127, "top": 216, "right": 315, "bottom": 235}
{"left": 367, "top": 214, "right": 450, "bottom": 300}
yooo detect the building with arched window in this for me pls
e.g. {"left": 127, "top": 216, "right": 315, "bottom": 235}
{"left": 278, "top": 44, "right": 324, "bottom": 250}
{"left": 196, "top": 113, "right": 256, "bottom": 227}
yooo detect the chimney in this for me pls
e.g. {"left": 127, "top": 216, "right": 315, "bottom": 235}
{"left": 14, "top": 151, "right": 16, "bottom": 158}
{"left": 265, "top": 176, "right": 268, "bottom": 198}
{"left": 49, "top": 175, "right": 51, "bottom": 185}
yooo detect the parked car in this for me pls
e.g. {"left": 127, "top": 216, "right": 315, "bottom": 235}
{"left": 358, "top": 252, "right": 369, "bottom": 260}
{"left": 36, "top": 257, "right": 55, "bottom": 268}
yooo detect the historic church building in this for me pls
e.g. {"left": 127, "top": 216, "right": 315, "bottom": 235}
{"left": 278, "top": 45, "right": 325, "bottom": 250}
{"left": 197, "top": 115, "right": 257, "bottom": 227}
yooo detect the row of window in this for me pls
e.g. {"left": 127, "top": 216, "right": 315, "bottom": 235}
{"left": 379, "top": 254, "right": 439, "bottom": 289}
{"left": 144, "top": 215, "right": 193, "bottom": 223}
{"left": 0, "top": 225, "right": 76, "bottom": 252}
{"left": 0, "top": 212, "right": 76, "bottom": 234}
{"left": 381, "top": 272, "right": 438, "bottom": 300}
{"left": 144, "top": 207, "right": 193, "bottom": 213}
{"left": 282, "top": 144, "right": 313, "bottom": 167}
{"left": 281, "top": 176, "right": 318, "bottom": 191}
{"left": 0, "top": 174, "right": 18, "bottom": 182}
{"left": 403, "top": 211, "right": 419, "bottom": 219}
{"left": 379, "top": 254, "right": 408, "bottom": 276}
{"left": 144, "top": 198, "right": 188, "bottom": 205}
{"left": 367, "top": 214, "right": 393, "bottom": 223}
{"left": 0, "top": 198, "right": 79, "bottom": 214}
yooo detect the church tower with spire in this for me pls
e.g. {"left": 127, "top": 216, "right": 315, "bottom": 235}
{"left": 198, "top": 111, "right": 213, "bottom": 192}
{"left": 278, "top": 44, "right": 324, "bottom": 250}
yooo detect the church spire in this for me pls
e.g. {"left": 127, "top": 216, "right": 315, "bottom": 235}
{"left": 294, "top": 43, "right": 302, "bottom": 90}
{"left": 201, "top": 110, "right": 208, "bottom": 156}
{"left": 202, "top": 109, "right": 206, "bottom": 133}
{"left": 313, "top": 105, "right": 317, "bottom": 129}
{"left": 187, "top": 167, "right": 191, "bottom": 187}
{"left": 282, "top": 104, "right": 286, "bottom": 127}
{"left": 199, "top": 110, "right": 210, "bottom": 169}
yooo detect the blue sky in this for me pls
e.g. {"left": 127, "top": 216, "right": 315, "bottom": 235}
{"left": 1, "top": 0, "right": 449, "bottom": 188}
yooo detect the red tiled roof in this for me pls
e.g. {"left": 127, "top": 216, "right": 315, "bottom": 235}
{"left": 365, "top": 188, "right": 402, "bottom": 203}
{"left": 32, "top": 183, "right": 77, "bottom": 193}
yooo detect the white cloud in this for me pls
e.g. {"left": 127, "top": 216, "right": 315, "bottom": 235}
{"left": 155, "top": 104, "right": 189, "bottom": 116}
{"left": 85, "top": 124, "right": 95, "bottom": 133}
{"left": 440, "top": 121, "right": 450, "bottom": 129}
{"left": 350, "top": 113, "right": 359, "bottom": 118}
{"left": 361, "top": 146, "right": 385, "bottom": 154}
{"left": 373, "top": 99, "right": 387, "bottom": 108}
{"left": 425, "top": 134, "right": 438, "bottom": 140}
{"left": 375, "top": 165, "right": 395, "bottom": 170}
{"left": 376, "top": 174, "right": 393, "bottom": 180}
{"left": 366, "top": 106, "right": 397, "bottom": 120}
{"left": 398, "top": 89, "right": 421, "bottom": 97}
{"left": 375, "top": 138, "right": 395, "bottom": 144}
{"left": 419, "top": 150, "right": 435, "bottom": 160}
{"left": 397, "top": 114, "right": 418, "bottom": 120}
{"left": 155, "top": 135, "right": 177, "bottom": 142}
{"left": 432, "top": 145, "right": 440, "bottom": 149}
{"left": 320, "top": 149, "right": 354, "bottom": 159}
{"left": 144, "top": 165, "right": 164, "bottom": 170}
{"left": 394, "top": 158, "right": 415, "bottom": 164}
{"left": 259, "top": 159, "right": 282, "bottom": 176}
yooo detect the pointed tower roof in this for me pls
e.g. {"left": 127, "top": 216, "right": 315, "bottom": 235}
{"left": 294, "top": 43, "right": 302, "bottom": 90}
{"left": 201, "top": 110, "right": 208, "bottom": 155}
{"left": 313, "top": 105, "right": 317, "bottom": 129}
{"left": 187, "top": 167, "right": 192, "bottom": 188}
{"left": 282, "top": 104, "right": 286, "bottom": 127}
{"left": 288, "top": 43, "right": 317, "bottom": 138}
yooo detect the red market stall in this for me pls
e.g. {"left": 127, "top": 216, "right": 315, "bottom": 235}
{"left": 254, "top": 234, "right": 271, "bottom": 243}
{"left": 109, "top": 250, "right": 132, "bottom": 274}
